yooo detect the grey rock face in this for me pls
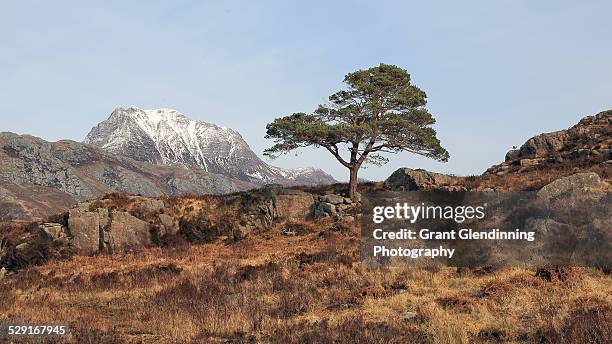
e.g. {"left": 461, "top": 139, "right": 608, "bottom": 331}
{"left": 84, "top": 106, "right": 335, "bottom": 186}
{"left": 505, "top": 149, "right": 520, "bottom": 162}
{"left": 0, "top": 133, "right": 95, "bottom": 198}
{"left": 87, "top": 165, "right": 164, "bottom": 197}
{"left": 319, "top": 202, "right": 337, "bottom": 216}
{"left": 164, "top": 169, "right": 247, "bottom": 195}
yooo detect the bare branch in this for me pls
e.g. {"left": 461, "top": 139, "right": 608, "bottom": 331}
{"left": 323, "top": 144, "right": 350, "bottom": 168}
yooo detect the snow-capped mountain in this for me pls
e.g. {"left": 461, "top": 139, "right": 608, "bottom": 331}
{"left": 84, "top": 106, "right": 336, "bottom": 185}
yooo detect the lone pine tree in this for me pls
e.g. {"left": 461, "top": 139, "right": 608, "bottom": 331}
{"left": 264, "top": 63, "right": 449, "bottom": 200}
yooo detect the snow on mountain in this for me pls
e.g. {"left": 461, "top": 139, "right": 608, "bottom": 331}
{"left": 84, "top": 106, "right": 336, "bottom": 185}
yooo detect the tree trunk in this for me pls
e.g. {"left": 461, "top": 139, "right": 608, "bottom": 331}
{"left": 348, "top": 166, "right": 359, "bottom": 201}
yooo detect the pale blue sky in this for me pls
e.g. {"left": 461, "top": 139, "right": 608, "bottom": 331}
{"left": 1, "top": 1, "right": 611, "bottom": 181}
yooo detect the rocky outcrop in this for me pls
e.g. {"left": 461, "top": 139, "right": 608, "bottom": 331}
{"left": 385, "top": 168, "right": 452, "bottom": 191}
{"left": 245, "top": 187, "right": 317, "bottom": 230}
{"left": 67, "top": 202, "right": 152, "bottom": 255}
{"left": 486, "top": 110, "right": 611, "bottom": 175}
{"left": 313, "top": 193, "right": 359, "bottom": 219}
{"left": 384, "top": 168, "right": 466, "bottom": 191}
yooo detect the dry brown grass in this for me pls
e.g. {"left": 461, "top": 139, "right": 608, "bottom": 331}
{"left": 1, "top": 218, "right": 610, "bottom": 343}
{"left": 468, "top": 162, "right": 611, "bottom": 191}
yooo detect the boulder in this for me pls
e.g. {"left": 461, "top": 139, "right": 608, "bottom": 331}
{"left": 104, "top": 211, "right": 152, "bottom": 253}
{"left": 139, "top": 198, "right": 165, "bottom": 215}
{"left": 537, "top": 173, "right": 602, "bottom": 199}
{"left": 312, "top": 192, "right": 361, "bottom": 219}
{"left": 384, "top": 168, "right": 454, "bottom": 191}
{"left": 337, "top": 203, "right": 353, "bottom": 212}
{"left": 320, "top": 194, "right": 345, "bottom": 205}
{"left": 68, "top": 205, "right": 103, "bottom": 255}
{"left": 505, "top": 149, "right": 520, "bottom": 162}
{"left": 14, "top": 242, "right": 30, "bottom": 253}
{"left": 274, "top": 192, "right": 315, "bottom": 220}
{"left": 399, "top": 311, "right": 418, "bottom": 321}
{"left": 319, "top": 202, "right": 337, "bottom": 216}
{"left": 39, "top": 223, "right": 66, "bottom": 239}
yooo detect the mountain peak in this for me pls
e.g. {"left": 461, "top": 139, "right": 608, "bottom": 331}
{"left": 84, "top": 107, "right": 336, "bottom": 186}
{"left": 108, "top": 106, "right": 232, "bottom": 133}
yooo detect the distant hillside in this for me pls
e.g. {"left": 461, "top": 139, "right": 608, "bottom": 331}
{"left": 0, "top": 132, "right": 253, "bottom": 221}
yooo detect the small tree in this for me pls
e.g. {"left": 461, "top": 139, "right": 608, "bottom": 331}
{"left": 264, "top": 64, "right": 449, "bottom": 200}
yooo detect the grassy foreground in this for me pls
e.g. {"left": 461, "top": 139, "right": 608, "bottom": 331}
{"left": 1, "top": 218, "right": 610, "bottom": 343}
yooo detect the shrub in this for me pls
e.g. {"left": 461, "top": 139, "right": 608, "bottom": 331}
{"left": 436, "top": 294, "right": 474, "bottom": 313}
{"left": 101, "top": 192, "right": 133, "bottom": 210}
{"left": 179, "top": 217, "right": 220, "bottom": 243}
{"left": 534, "top": 266, "right": 581, "bottom": 284}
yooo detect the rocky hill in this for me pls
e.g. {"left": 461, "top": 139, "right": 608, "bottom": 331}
{"left": 85, "top": 106, "right": 336, "bottom": 185}
{"left": 485, "top": 109, "right": 611, "bottom": 176}
{"left": 0, "top": 132, "right": 254, "bottom": 220}
{"left": 382, "top": 110, "right": 610, "bottom": 192}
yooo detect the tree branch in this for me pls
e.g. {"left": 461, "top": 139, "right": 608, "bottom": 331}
{"left": 323, "top": 144, "right": 350, "bottom": 168}
{"left": 356, "top": 137, "right": 376, "bottom": 166}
